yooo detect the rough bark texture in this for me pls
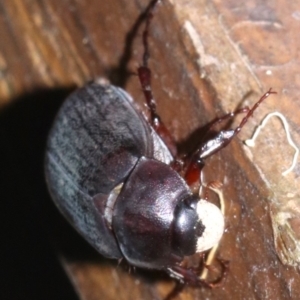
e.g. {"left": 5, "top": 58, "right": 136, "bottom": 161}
{"left": 1, "top": 0, "right": 299, "bottom": 299}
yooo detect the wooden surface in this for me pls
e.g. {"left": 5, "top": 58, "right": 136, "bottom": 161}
{"left": 1, "top": 0, "right": 300, "bottom": 299}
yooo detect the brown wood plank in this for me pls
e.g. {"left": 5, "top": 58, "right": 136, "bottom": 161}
{"left": 1, "top": 0, "right": 299, "bottom": 299}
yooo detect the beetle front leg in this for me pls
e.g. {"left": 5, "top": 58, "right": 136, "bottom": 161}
{"left": 167, "top": 258, "right": 229, "bottom": 288}
{"left": 184, "top": 109, "right": 248, "bottom": 186}
{"left": 184, "top": 89, "right": 276, "bottom": 187}
{"left": 137, "top": 0, "right": 178, "bottom": 157}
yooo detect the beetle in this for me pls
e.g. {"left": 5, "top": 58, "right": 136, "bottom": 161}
{"left": 45, "top": 0, "right": 275, "bottom": 287}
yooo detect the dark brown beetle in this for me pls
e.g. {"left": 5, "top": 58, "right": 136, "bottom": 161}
{"left": 45, "top": 0, "right": 275, "bottom": 287}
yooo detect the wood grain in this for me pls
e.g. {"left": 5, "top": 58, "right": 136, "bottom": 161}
{"left": 1, "top": 0, "right": 299, "bottom": 299}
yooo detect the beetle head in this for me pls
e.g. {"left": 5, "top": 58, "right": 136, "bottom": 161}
{"left": 173, "top": 195, "right": 224, "bottom": 257}
{"left": 196, "top": 199, "right": 224, "bottom": 252}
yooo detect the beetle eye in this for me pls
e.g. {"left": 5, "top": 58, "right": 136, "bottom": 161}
{"left": 195, "top": 200, "right": 224, "bottom": 252}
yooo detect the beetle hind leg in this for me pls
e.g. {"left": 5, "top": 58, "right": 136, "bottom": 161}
{"left": 137, "top": 0, "right": 178, "bottom": 157}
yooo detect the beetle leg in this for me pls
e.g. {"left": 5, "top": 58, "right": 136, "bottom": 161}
{"left": 184, "top": 108, "right": 248, "bottom": 186}
{"left": 164, "top": 282, "right": 185, "bottom": 300}
{"left": 137, "top": 0, "right": 178, "bottom": 157}
{"left": 201, "top": 107, "right": 249, "bottom": 138}
{"left": 167, "top": 258, "right": 229, "bottom": 288}
{"left": 184, "top": 89, "right": 276, "bottom": 186}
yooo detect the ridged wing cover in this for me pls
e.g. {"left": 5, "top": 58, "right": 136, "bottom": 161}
{"left": 45, "top": 83, "right": 153, "bottom": 258}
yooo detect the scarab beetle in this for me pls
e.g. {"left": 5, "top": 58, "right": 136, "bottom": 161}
{"left": 45, "top": 0, "right": 275, "bottom": 286}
